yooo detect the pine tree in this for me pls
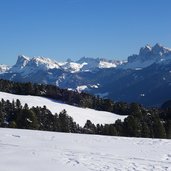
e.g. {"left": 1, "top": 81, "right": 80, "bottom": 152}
{"left": 141, "top": 122, "right": 150, "bottom": 137}
{"left": 123, "top": 116, "right": 141, "bottom": 137}
{"left": 165, "top": 120, "right": 171, "bottom": 139}
{"left": 16, "top": 99, "right": 22, "bottom": 110}
{"left": 58, "top": 110, "right": 70, "bottom": 132}
{"left": 84, "top": 120, "right": 96, "bottom": 134}
{"left": 153, "top": 117, "right": 166, "bottom": 138}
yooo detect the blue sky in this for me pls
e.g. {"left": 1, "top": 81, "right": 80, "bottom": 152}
{"left": 0, "top": 0, "right": 171, "bottom": 65}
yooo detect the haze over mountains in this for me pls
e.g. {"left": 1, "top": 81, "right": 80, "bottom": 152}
{"left": 1, "top": 43, "right": 171, "bottom": 106}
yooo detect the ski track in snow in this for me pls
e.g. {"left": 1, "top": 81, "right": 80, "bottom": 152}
{"left": 0, "top": 91, "right": 126, "bottom": 126}
{"left": 0, "top": 128, "right": 171, "bottom": 171}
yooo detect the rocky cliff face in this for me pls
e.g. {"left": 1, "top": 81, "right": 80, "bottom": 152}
{"left": 123, "top": 43, "right": 171, "bottom": 69}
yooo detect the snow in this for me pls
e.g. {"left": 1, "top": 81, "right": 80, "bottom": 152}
{"left": 145, "top": 44, "right": 152, "bottom": 50}
{"left": 90, "top": 84, "right": 99, "bottom": 88}
{"left": 0, "top": 91, "right": 126, "bottom": 127}
{"left": 0, "top": 64, "right": 10, "bottom": 73}
{"left": 10, "top": 55, "right": 61, "bottom": 76}
{"left": 31, "top": 57, "right": 60, "bottom": 69}
{"left": 2, "top": 44, "right": 171, "bottom": 77}
{"left": 99, "top": 61, "right": 117, "bottom": 68}
{"left": 0, "top": 128, "right": 171, "bottom": 171}
{"left": 8, "top": 55, "right": 124, "bottom": 76}
{"left": 135, "top": 68, "right": 143, "bottom": 70}
{"left": 60, "top": 62, "right": 87, "bottom": 73}
{"left": 10, "top": 55, "right": 30, "bottom": 73}
{"left": 76, "top": 85, "right": 88, "bottom": 92}
{"left": 120, "top": 44, "right": 171, "bottom": 70}
{"left": 121, "top": 59, "right": 155, "bottom": 70}
{"left": 75, "top": 57, "right": 122, "bottom": 71}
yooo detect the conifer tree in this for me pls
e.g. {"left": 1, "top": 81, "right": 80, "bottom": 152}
{"left": 165, "top": 120, "right": 171, "bottom": 139}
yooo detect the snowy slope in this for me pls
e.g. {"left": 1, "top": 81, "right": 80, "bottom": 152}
{"left": 0, "top": 92, "right": 126, "bottom": 126}
{"left": 1, "top": 128, "right": 171, "bottom": 171}
{"left": 10, "top": 55, "right": 61, "bottom": 76}
{"left": 9, "top": 55, "right": 121, "bottom": 75}
{"left": 0, "top": 64, "right": 10, "bottom": 73}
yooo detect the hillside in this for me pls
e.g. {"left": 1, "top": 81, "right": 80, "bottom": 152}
{"left": 0, "top": 91, "right": 126, "bottom": 127}
{"left": 1, "top": 128, "right": 171, "bottom": 171}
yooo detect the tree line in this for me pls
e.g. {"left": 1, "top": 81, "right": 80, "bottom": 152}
{"left": 0, "top": 98, "right": 170, "bottom": 139}
{"left": 0, "top": 79, "right": 142, "bottom": 115}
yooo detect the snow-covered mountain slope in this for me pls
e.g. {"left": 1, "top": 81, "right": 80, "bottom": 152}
{"left": 9, "top": 55, "right": 122, "bottom": 75}
{"left": 0, "top": 64, "right": 10, "bottom": 73}
{"left": 0, "top": 92, "right": 126, "bottom": 126}
{"left": 75, "top": 57, "right": 122, "bottom": 71}
{"left": 1, "top": 128, "right": 171, "bottom": 171}
{"left": 59, "top": 61, "right": 87, "bottom": 73}
{"left": 4, "top": 43, "right": 171, "bottom": 75}
{"left": 10, "top": 55, "right": 61, "bottom": 75}
{"left": 121, "top": 43, "right": 171, "bottom": 69}
{"left": 2, "top": 43, "right": 171, "bottom": 75}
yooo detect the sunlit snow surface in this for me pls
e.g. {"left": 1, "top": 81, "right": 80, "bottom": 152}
{"left": 0, "top": 92, "right": 126, "bottom": 126}
{"left": 0, "top": 128, "right": 171, "bottom": 171}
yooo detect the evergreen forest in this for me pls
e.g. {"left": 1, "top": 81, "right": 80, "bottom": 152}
{"left": 0, "top": 79, "right": 171, "bottom": 139}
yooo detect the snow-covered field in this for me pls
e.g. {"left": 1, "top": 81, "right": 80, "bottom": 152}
{"left": 0, "top": 128, "right": 171, "bottom": 171}
{"left": 0, "top": 91, "right": 126, "bottom": 126}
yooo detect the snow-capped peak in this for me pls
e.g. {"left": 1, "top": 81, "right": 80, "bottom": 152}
{"left": 4, "top": 43, "right": 171, "bottom": 76}
{"left": 10, "top": 55, "right": 30, "bottom": 72}
{"left": 30, "top": 56, "right": 61, "bottom": 69}
{"left": 139, "top": 43, "right": 171, "bottom": 58}
{"left": 9, "top": 55, "right": 61, "bottom": 75}
{"left": 17, "top": 55, "right": 30, "bottom": 61}
{"left": 57, "top": 57, "right": 122, "bottom": 73}
{"left": 76, "top": 57, "right": 122, "bottom": 71}
{"left": 152, "top": 43, "right": 171, "bottom": 55}
{"left": 6, "top": 55, "right": 123, "bottom": 77}
{"left": 17, "top": 55, "right": 30, "bottom": 65}
{"left": 145, "top": 44, "right": 152, "bottom": 50}
{"left": 139, "top": 44, "right": 152, "bottom": 56}
{"left": 59, "top": 61, "right": 86, "bottom": 73}
{"left": 121, "top": 43, "right": 171, "bottom": 69}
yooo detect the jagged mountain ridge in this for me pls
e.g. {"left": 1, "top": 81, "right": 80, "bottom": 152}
{"left": 1, "top": 43, "right": 171, "bottom": 73}
{"left": 1, "top": 43, "right": 171, "bottom": 106}
{"left": 6, "top": 55, "right": 122, "bottom": 74}
{"left": 121, "top": 43, "right": 171, "bottom": 69}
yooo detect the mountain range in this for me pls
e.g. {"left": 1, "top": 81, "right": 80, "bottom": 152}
{"left": 1, "top": 43, "right": 171, "bottom": 107}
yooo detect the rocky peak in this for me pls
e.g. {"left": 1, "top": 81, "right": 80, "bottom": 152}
{"left": 10, "top": 55, "right": 30, "bottom": 72}
{"left": 152, "top": 43, "right": 171, "bottom": 56}
{"left": 124, "top": 43, "right": 171, "bottom": 69}
{"left": 29, "top": 56, "right": 60, "bottom": 69}
{"left": 10, "top": 55, "right": 61, "bottom": 74}
{"left": 139, "top": 44, "right": 152, "bottom": 56}
{"left": 138, "top": 43, "right": 171, "bottom": 57}
{"left": 77, "top": 57, "right": 100, "bottom": 64}
{"left": 16, "top": 55, "right": 30, "bottom": 67}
